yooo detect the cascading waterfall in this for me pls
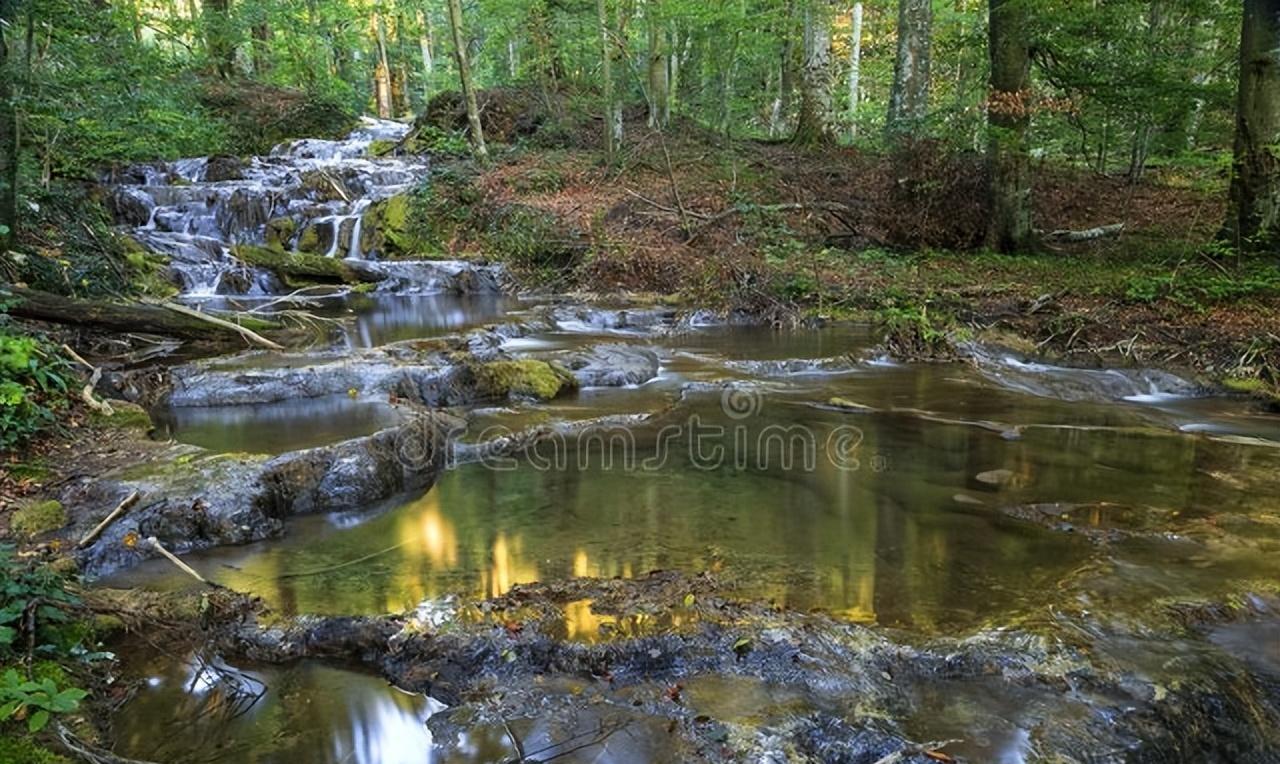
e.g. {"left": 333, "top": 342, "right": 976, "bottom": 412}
{"left": 108, "top": 118, "right": 430, "bottom": 297}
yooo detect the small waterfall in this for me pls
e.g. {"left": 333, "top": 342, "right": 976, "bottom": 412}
{"left": 109, "top": 117, "right": 428, "bottom": 296}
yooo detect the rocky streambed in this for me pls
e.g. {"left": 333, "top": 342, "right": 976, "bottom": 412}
{"left": 38, "top": 121, "right": 1280, "bottom": 762}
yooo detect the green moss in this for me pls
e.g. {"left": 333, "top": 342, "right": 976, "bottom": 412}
{"left": 123, "top": 248, "right": 180, "bottom": 299}
{"left": 6, "top": 462, "right": 52, "bottom": 482}
{"left": 1223, "top": 377, "right": 1268, "bottom": 394}
{"left": 296, "top": 223, "right": 323, "bottom": 254}
{"left": 368, "top": 139, "right": 397, "bottom": 157}
{"left": 265, "top": 217, "right": 298, "bottom": 252}
{"left": 90, "top": 401, "right": 152, "bottom": 431}
{"left": 233, "top": 245, "right": 361, "bottom": 284}
{"left": 11, "top": 500, "right": 66, "bottom": 537}
{"left": 0, "top": 735, "right": 71, "bottom": 764}
{"left": 472, "top": 359, "right": 576, "bottom": 401}
{"left": 361, "top": 193, "right": 439, "bottom": 258}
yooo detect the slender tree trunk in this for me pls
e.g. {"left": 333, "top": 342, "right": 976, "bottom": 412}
{"left": 886, "top": 0, "right": 932, "bottom": 135}
{"left": 0, "top": 0, "right": 16, "bottom": 251}
{"left": 665, "top": 20, "right": 679, "bottom": 123}
{"left": 792, "top": 1, "right": 833, "bottom": 145}
{"left": 986, "top": 0, "right": 1033, "bottom": 253}
{"left": 597, "top": 0, "right": 616, "bottom": 159}
{"left": 1224, "top": 0, "right": 1280, "bottom": 250}
{"left": 204, "top": 0, "right": 236, "bottom": 78}
{"left": 373, "top": 13, "right": 393, "bottom": 118}
{"left": 773, "top": 0, "right": 797, "bottom": 136}
{"left": 251, "top": 22, "right": 272, "bottom": 76}
{"left": 417, "top": 9, "right": 434, "bottom": 106}
{"left": 446, "top": 0, "right": 487, "bottom": 160}
{"left": 647, "top": 1, "right": 668, "bottom": 129}
{"left": 848, "top": 2, "right": 863, "bottom": 141}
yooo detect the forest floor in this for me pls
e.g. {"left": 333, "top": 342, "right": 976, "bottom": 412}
{"left": 422, "top": 102, "right": 1279, "bottom": 397}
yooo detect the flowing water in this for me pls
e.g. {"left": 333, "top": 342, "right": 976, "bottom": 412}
{"left": 102, "top": 125, "right": 1280, "bottom": 763}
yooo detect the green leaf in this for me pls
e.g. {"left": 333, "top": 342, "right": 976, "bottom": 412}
{"left": 28, "top": 709, "right": 50, "bottom": 733}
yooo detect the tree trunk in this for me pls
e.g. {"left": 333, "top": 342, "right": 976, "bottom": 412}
{"left": 1224, "top": 0, "right": 1280, "bottom": 250}
{"left": 848, "top": 2, "right": 863, "bottom": 141}
{"left": 986, "top": 0, "right": 1034, "bottom": 253}
{"left": 373, "top": 13, "right": 393, "bottom": 119}
{"left": 792, "top": 1, "right": 833, "bottom": 145}
{"left": 446, "top": 0, "right": 488, "bottom": 161}
{"left": 647, "top": 1, "right": 668, "bottom": 129}
{"left": 203, "top": 0, "right": 236, "bottom": 78}
{"left": 0, "top": 0, "right": 16, "bottom": 252}
{"left": 417, "top": 9, "right": 434, "bottom": 106}
{"left": 597, "top": 0, "right": 616, "bottom": 159}
{"left": 4, "top": 286, "right": 285, "bottom": 343}
{"left": 773, "top": 0, "right": 797, "bottom": 137}
{"left": 886, "top": 0, "right": 932, "bottom": 135}
{"left": 251, "top": 21, "right": 271, "bottom": 76}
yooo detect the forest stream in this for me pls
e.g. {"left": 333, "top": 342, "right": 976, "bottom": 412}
{"left": 51, "top": 121, "right": 1280, "bottom": 763}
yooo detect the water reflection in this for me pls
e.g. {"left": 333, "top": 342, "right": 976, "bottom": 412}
{"left": 153, "top": 393, "right": 403, "bottom": 454}
{"left": 344, "top": 293, "right": 523, "bottom": 348}
{"left": 112, "top": 657, "right": 435, "bottom": 764}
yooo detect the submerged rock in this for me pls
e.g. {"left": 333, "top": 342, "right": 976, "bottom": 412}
{"left": 553, "top": 343, "right": 661, "bottom": 387}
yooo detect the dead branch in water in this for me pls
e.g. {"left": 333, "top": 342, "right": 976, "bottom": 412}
{"left": 145, "top": 537, "right": 221, "bottom": 588}
{"left": 158, "top": 302, "right": 285, "bottom": 351}
{"left": 61, "top": 344, "right": 115, "bottom": 417}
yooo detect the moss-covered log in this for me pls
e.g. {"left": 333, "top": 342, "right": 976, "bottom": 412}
{"left": 232, "top": 245, "right": 385, "bottom": 284}
{"left": 5, "top": 285, "right": 283, "bottom": 342}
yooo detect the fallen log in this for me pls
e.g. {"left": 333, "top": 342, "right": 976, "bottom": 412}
{"left": 4, "top": 285, "right": 286, "bottom": 344}
{"left": 1043, "top": 222, "right": 1126, "bottom": 242}
{"left": 232, "top": 245, "right": 385, "bottom": 285}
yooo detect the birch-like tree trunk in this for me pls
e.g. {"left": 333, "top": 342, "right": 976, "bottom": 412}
{"left": 1225, "top": 0, "right": 1280, "bottom": 249}
{"left": 886, "top": 0, "right": 932, "bottom": 135}
{"left": 792, "top": 1, "right": 833, "bottom": 145}
{"left": 373, "top": 13, "right": 393, "bottom": 119}
{"left": 597, "top": 0, "right": 616, "bottom": 159}
{"left": 417, "top": 9, "right": 434, "bottom": 105}
{"left": 848, "top": 2, "right": 863, "bottom": 140}
{"left": 647, "top": 1, "right": 668, "bottom": 129}
{"left": 446, "top": 0, "right": 487, "bottom": 161}
{"left": 986, "top": 0, "right": 1033, "bottom": 252}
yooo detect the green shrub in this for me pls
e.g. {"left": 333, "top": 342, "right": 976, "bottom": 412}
{"left": 0, "top": 330, "right": 70, "bottom": 452}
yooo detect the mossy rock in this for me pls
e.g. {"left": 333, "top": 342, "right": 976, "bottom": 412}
{"left": 11, "top": 500, "right": 67, "bottom": 537}
{"left": 299, "top": 170, "right": 351, "bottom": 202}
{"left": 361, "top": 194, "right": 440, "bottom": 259}
{"left": 123, "top": 249, "right": 181, "bottom": 299}
{"left": 265, "top": 217, "right": 298, "bottom": 252}
{"left": 296, "top": 223, "right": 323, "bottom": 254}
{"left": 91, "top": 400, "right": 152, "bottom": 431}
{"left": 233, "top": 245, "right": 361, "bottom": 284}
{"left": 368, "top": 139, "right": 398, "bottom": 157}
{"left": 471, "top": 359, "right": 577, "bottom": 401}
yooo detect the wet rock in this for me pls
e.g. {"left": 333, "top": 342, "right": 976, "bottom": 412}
{"left": 726, "top": 356, "right": 860, "bottom": 376}
{"left": 264, "top": 216, "right": 297, "bottom": 251}
{"left": 203, "top": 155, "right": 245, "bottom": 182}
{"left": 344, "top": 260, "right": 507, "bottom": 294}
{"left": 548, "top": 305, "right": 677, "bottom": 334}
{"left": 975, "top": 468, "right": 1014, "bottom": 486}
{"left": 554, "top": 343, "right": 661, "bottom": 387}
{"left": 73, "top": 420, "right": 449, "bottom": 576}
{"left": 466, "top": 358, "right": 577, "bottom": 401}
{"left": 106, "top": 187, "right": 155, "bottom": 226}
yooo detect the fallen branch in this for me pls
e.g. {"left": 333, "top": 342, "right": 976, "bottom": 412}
{"left": 687, "top": 201, "right": 854, "bottom": 245}
{"left": 871, "top": 739, "right": 961, "bottom": 764}
{"left": 77, "top": 491, "right": 141, "bottom": 549}
{"left": 1043, "top": 222, "right": 1126, "bottom": 242}
{"left": 146, "top": 537, "right": 219, "bottom": 587}
{"left": 56, "top": 723, "right": 163, "bottom": 764}
{"left": 158, "top": 302, "right": 285, "bottom": 351}
{"left": 61, "top": 344, "right": 114, "bottom": 417}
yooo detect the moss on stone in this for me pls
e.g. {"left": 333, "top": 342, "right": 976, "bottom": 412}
{"left": 1223, "top": 376, "right": 1268, "bottom": 394}
{"left": 265, "top": 217, "right": 298, "bottom": 252}
{"left": 233, "top": 245, "right": 361, "bottom": 284}
{"left": 368, "top": 139, "right": 397, "bottom": 156}
{"left": 361, "top": 193, "right": 438, "bottom": 258}
{"left": 123, "top": 248, "right": 180, "bottom": 299}
{"left": 90, "top": 401, "right": 152, "bottom": 431}
{"left": 472, "top": 359, "right": 577, "bottom": 401}
{"left": 296, "top": 223, "right": 323, "bottom": 254}
{"left": 12, "top": 500, "right": 67, "bottom": 537}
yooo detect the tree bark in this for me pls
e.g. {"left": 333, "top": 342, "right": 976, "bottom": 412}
{"left": 597, "top": 0, "right": 616, "bottom": 159}
{"left": 1225, "top": 0, "right": 1280, "bottom": 250}
{"left": 446, "top": 0, "right": 488, "bottom": 161}
{"left": 646, "top": 1, "right": 668, "bottom": 129}
{"left": 886, "top": 0, "right": 932, "bottom": 135}
{"left": 986, "top": 0, "right": 1034, "bottom": 253}
{"left": 373, "top": 13, "right": 393, "bottom": 119}
{"left": 417, "top": 9, "right": 434, "bottom": 106}
{"left": 0, "top": 0, "right": 17, "bottom": 251}
{"left": 792, "top": 1, "right": 833, "bottom": 145}
{"left": 4, "top": 286, "right": 285, "bottom": 343}
{"left": 772, "top": 0, "right": 797, "bottom": 137}
{"left": 251, "top": 20, "right": 271, "bottom": 76}
{"left": 848, "top": 2, "right": 863, "bottom": 141}
{"left": 203, "top": 0, "right": 236, "bottom": 78}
